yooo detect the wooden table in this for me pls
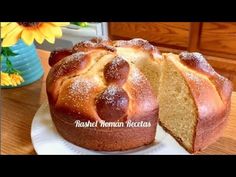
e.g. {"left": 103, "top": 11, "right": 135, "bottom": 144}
{"left": 1, "top": 50, "right": 236, "bottom": 155}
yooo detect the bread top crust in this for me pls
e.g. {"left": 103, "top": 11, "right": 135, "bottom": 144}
{"left": 47, "top": 38, "right": 159, "bottom": 122}
{"left": 49, "top": 48, "right": 73, "bottom": 67}
{"left": 179, "top": 51, "right": 232, "bottom": 105}
{"left": 113, "top": 38, "right": 161, "bottom": 58}
{"left": 72, "top": 38, "right": 115, "bottom": 53}
{"left": 47, "top": 38, "right": 232, "bottom": 126}
{"left": 48, "top": 38, "right": 162, "bottom": 68}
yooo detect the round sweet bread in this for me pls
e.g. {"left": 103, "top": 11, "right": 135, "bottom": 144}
{"left": 47, "top": 38, "right": 232, "bottom": 153}
{"left": 46, "top": 38, "right": 159, "bottom": 151}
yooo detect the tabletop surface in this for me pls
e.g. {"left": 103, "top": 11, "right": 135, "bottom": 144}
{"left": 1, "top": 50, "right": 236, "bottom": 155}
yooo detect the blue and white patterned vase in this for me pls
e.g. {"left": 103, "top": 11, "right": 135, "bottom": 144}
{"left": 1, "top": 40, "right": 44, "bottom": 88}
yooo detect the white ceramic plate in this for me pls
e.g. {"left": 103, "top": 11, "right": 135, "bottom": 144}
{"left": 31, "top": 101, "right": 189, "bottom": 155}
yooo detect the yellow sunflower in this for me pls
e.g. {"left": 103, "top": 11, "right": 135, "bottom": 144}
{"left": 1, "top": 72, "right": 12, "bottom": 86}
{"left": 1, "top": 22, "right": 69, "bottom": 47}
{"left": 1, "top": 72, "right": 24, "bottom": 86}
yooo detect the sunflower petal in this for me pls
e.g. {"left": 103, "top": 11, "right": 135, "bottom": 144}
{"left": 43, "top": 23, "right": 62, "bottom": 37}
{"left": 9, "top": 73, "right": 24, "bottom": 86}
{"left": 49, "top": 25, "right": 62, "bottom": 38}
{"left": 33, "top": 29, "right": 45, "bottom": 44}
{"left": 1, "top": 22, "right": 19, "bottom": 38}
{"left": 1, "top": 22, "right": 10, "bottom": 27}
{"left": 2, "top": 26, "right": 23, "bottom": 47}
{"left": 1, "top": 72, "right": 12, "bottom": 86}
{"left": 38, "top": 23, "right": 54, "bottom": 38}
{"left": 21, "top": 29, "right": 34, "bottom": 45}
{"left": 44, "top": 35, "right": 55, "bottom": 44}
{"left": 51, "top": 22, "right": 70, "bottom": 26}
{"left": 38, "top": 23, "right": 57, "bottom": 43}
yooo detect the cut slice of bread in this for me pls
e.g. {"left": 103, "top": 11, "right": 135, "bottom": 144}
{"left": 115, "top": 44, "right": 232, "bottom": 153}
{"left": 159, "top": 54, "right": 198, "bottom": 152}
{"left": 157, "top": 53, "right": 231, "bottom": 153}
{"left": 116, "top": 46, "right": 232, "bottom": 153}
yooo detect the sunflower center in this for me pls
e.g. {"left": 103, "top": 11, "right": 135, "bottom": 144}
{"left": 18, "top": 22, "right": 41, "bottom": 27}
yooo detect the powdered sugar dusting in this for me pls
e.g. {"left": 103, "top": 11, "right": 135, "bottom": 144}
{"left": 104, "top": 85, "right": 118, "bottom": 96}
{"left": 101, "top": 85, "right": 119, "bottom": 105}
{"left": 58, "top": 77, "right": 99, "bottom": 114}
{"left": 69, "top": 77, "right": 95, "bottom": 98}
{"left": 185, "top": 72, "right": 201, "bottom": 83}
{"left": 180, "top": 51, "right": 215, "bottom": 74}
{"left": 73, "top": 40, "right": 116, "bottom": 52}
{"left": 107, "top": 57, "right": 124, "bottom": 79}
{"left": 115, "top": 38, "right": 156, "bottom": 51}
{"left": 99, "top": 85, "right": 127, "bottom": 111}
{"left": 65, "top": 52, "right": 85, "bottom": 62}
{"left": 104, "top": 56, "right": 130, "bottom": 85}
{"left": 111, "top": 56, "right": 124, "bottom": 65}
{"left": 216, "top": 73, "right": 227, "bottom": 83}
{"left": 109, "top": 57, "right": 124, "bottom": 73}
{"left": 180, "top": 52, "right": 205, "bottom": 62}
{"left": 130, "top": 67, "right": 145, "bottom": 85}
{"left": 73, "top": 41, "right": 95, "bottom": 51}
{"left": 53, "top": 52, "right": 86, "bottom": 78}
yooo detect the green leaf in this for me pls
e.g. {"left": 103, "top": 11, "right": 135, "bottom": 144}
{"left": 1, "top": 48, "right": 20, "bottom": 74}
{"left": 12, "top": 68, "right": 22, "bottom": 74}
{"left": 6, "top": 58, "right": 12, "bottom": 67}
{"left": 3, "top": 57, "right": 21, "bottom": 74}
{"left": 1, "top": 47, "right": 18, "bottom": 57}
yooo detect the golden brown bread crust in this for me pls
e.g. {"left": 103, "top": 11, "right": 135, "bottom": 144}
{"left": 96, "top": 85, "right": 129, "bottom": 122}
{"left": 49, "top": 49, "right": 73, "bottom": 67}
{"left": 114, "top": 38, "right": 161, "bottom": 59}
{"left": 167, "top": 52, "right": 233, "bottom": 153}
{"left": 46, "top": 38, "right": 159, "bottom": 151}
{"left": 47, "top": 38, "right": 232, "bottom": 153}
{"left": 103, "top": 56, "right": 130, "bottom": 86}
{"left": 51, "top": 107, "right": 158, "bottom": 151}
{"left": 72, "top": 38, "right": 115, "bottom": 53}
{"left": 48, "top": 38, "right": 115, "bottom": 68}
{"left": 47, "top": 50, "right": 111, "bottom": 104}
{"left": 179, "top": 52, "right": 232, "bottom": 105}
{"left": 47, "top": 53, "right": 158, "bottom": 121}
{"left": 48, "top": 38, "right": 162, "bottom": 67}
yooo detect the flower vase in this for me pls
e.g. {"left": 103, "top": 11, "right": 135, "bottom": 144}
{"left": 1, "top": 40, "right": 44, "bottom": 88}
